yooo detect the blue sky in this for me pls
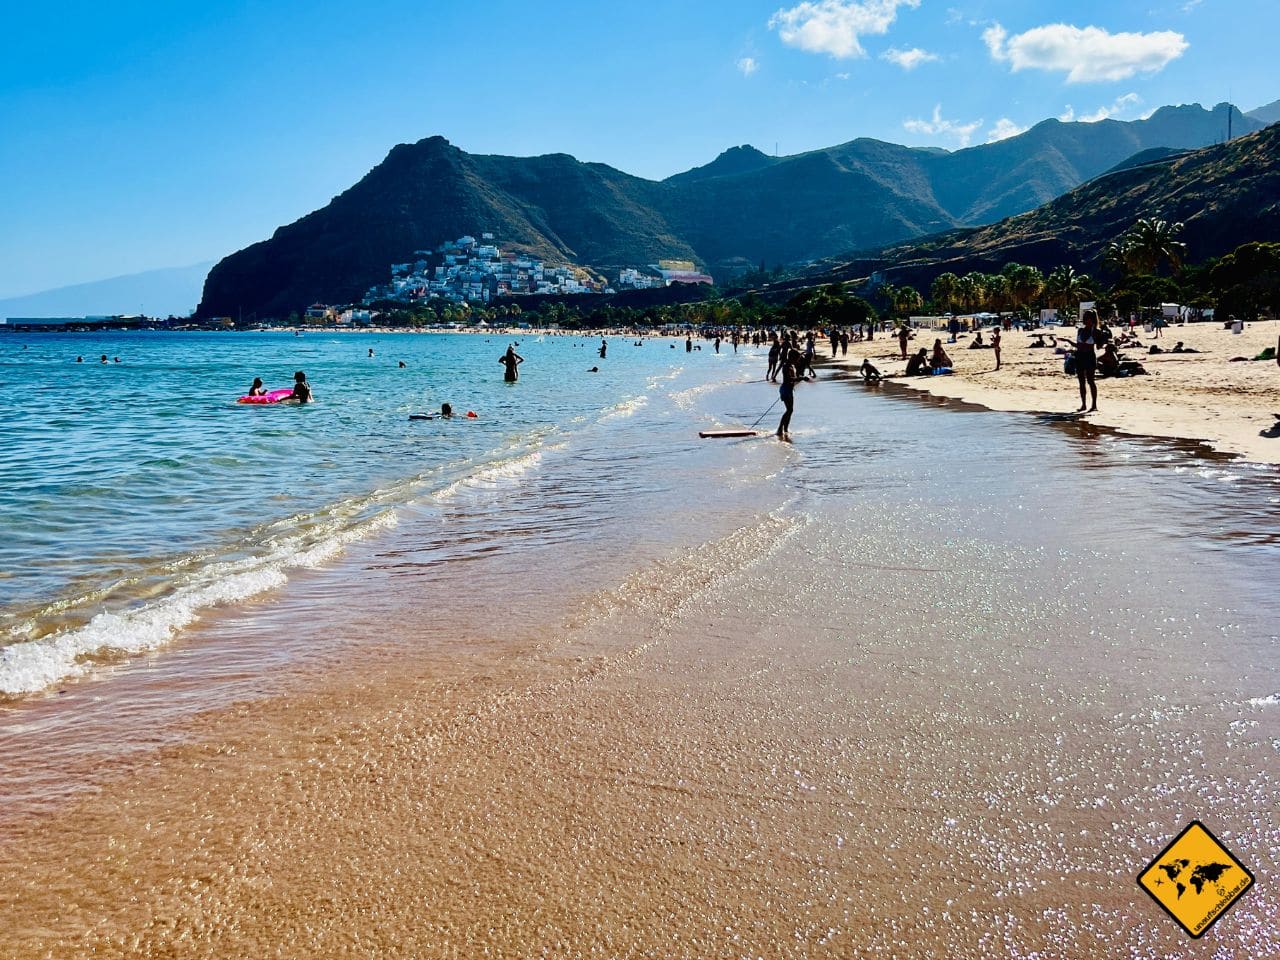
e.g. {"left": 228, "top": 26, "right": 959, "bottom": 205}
{"left": 1, "top": 0, "right": 1275, "bottom": 297}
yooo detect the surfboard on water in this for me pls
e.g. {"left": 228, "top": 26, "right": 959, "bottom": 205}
{"left": 699, "top": 429, "right": 760, "bottom": 439}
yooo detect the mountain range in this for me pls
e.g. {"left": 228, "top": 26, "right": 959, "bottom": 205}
{"left": 0, "top": 262, "right": 213, "bottom": 321}
{"left": 197, "top": 103, "right": 1260, "bottom": 318}
{"left": 1249, "top": 99, "right": 1280, "bottom": 126}
{"left": 789, "top": 122, "right": 1280, "bottom": 292}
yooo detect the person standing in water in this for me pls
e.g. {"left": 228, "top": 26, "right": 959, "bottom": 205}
{"left": 766, "top": 338, "right": 781, "bottom": 382}
{"left": 685, "top": 335, "right": 693, "bottom": 353}
{"left": 499, "top": 344, "right": 524, "bottom": 382}
{"left": 777, "top": 347, "right": 800, "bottom": 442}
{"left": 598, "top": 338, "right": 607, "bottom": 359}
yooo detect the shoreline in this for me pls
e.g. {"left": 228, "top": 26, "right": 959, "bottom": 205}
{"left": 1, "top": 376, "right": 1278, "bottom": 957}
{"left": 829, "top": 320, "right": 1280, "bottom": 466}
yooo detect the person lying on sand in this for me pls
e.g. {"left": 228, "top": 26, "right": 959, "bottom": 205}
{"left": 1168, "top": 341, "right": 1199, "bottom": 354}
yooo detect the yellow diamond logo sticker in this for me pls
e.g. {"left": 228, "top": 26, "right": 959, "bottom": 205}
{"left": 1138, "top": 821, "right": 1255, "bottom": 938}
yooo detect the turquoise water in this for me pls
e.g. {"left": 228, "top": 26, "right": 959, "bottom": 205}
{"left": 0, "top": 330, "right": 741, "bottom": 694}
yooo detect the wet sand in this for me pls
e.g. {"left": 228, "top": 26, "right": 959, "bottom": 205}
{"left": 2, "top": 375, "right": 1279, "bottom": 958}
{"left": 836, "top": 321, "right": 1280, "bottom": 464}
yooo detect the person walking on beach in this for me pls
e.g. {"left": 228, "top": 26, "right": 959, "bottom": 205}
{"left": 499, "top": 344, "right": 524, "bottom": 382}
{"left": 1074, "top": 309, "right": 1107, "bottom": 413}
{"left": 992, "top": 327, "right": 1002, "bottom": 371}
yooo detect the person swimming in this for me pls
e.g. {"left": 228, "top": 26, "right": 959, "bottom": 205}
{"left": 409, "top": 402, "right": 453, "bottom": 421}
{"left": 248, "top": 377, "right": 267, "bottom": 397}
{"left": 289, "top": 370, "right": 312, "bottom": 404}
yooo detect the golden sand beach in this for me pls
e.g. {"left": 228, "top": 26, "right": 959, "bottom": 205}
{"left": 1, "top": 372, "right": 1277, "bottom": 959}
{"left": 835, "top": 320, "right": 1280, "bottom": 464}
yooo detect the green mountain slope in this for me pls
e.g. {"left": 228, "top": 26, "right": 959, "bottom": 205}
{"left": 811, "top": 123, "right": 1280, "bottom": 290}
{"left": 198, "top": 103, "right": 1261, "bottom": 318}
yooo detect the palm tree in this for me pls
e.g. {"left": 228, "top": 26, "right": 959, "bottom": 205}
{"left": 878, "top": 283, "right": 900, "bottom": 318}
{"left": 957, "top": 273, "right": 985, "bottom": 313}
{"left": 1003, "top": 263, "right": 1045, "bottom": 313}
{"left": 981, "top": 273, "right": 1010, "bottom": 312}
{"left": 1125, "top": 218, "right": 1188, "bottom": 275}
{"left": 895, "top": 285, "right": 924, "bottom": 316}
{"left": 1044, "top": 265, "right": 1094, "bottom": 312}
{"left": 1104, "top": 239, "right": 1138, "bottom": 278}
{"left": 930, "top": 273, "right": 959, "bottom": 313}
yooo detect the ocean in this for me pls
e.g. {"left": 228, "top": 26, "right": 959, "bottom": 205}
{"left": 0, "top": 330, "right": 759, "bottom": 698}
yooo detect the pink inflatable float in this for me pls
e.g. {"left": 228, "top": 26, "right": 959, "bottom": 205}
{"left": 236, "top": 388, "right": 295, "bottom": 405}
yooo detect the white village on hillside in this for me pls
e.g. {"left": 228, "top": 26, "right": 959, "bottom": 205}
{"left": 363, "top": 233, "right": 713, "bottom": 307}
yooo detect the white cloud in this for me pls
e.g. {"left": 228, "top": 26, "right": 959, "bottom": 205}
{"left": 986, "top": 118, "right": 1028, "bottom": 142}
{"left": 983, "top": 22, "right": 1188, "bottom": 83}
{"left": 882, "top": 46, "right": 940, "bottom": 69}
{"left": 1059, "top": 92, "right": 1143, "bottom": 123}
{"left": 737, "top": 57, "right": 760, "bottom": 76}
{"left": 769, "top": 0, "right": 921, "bottom": 59}
{"left": 904, "top": 104, "right": 984, "bottom": 147}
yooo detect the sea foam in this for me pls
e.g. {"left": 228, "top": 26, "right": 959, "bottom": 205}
{"left": 0, "top": 510, "right": 396, "bottom": 697}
